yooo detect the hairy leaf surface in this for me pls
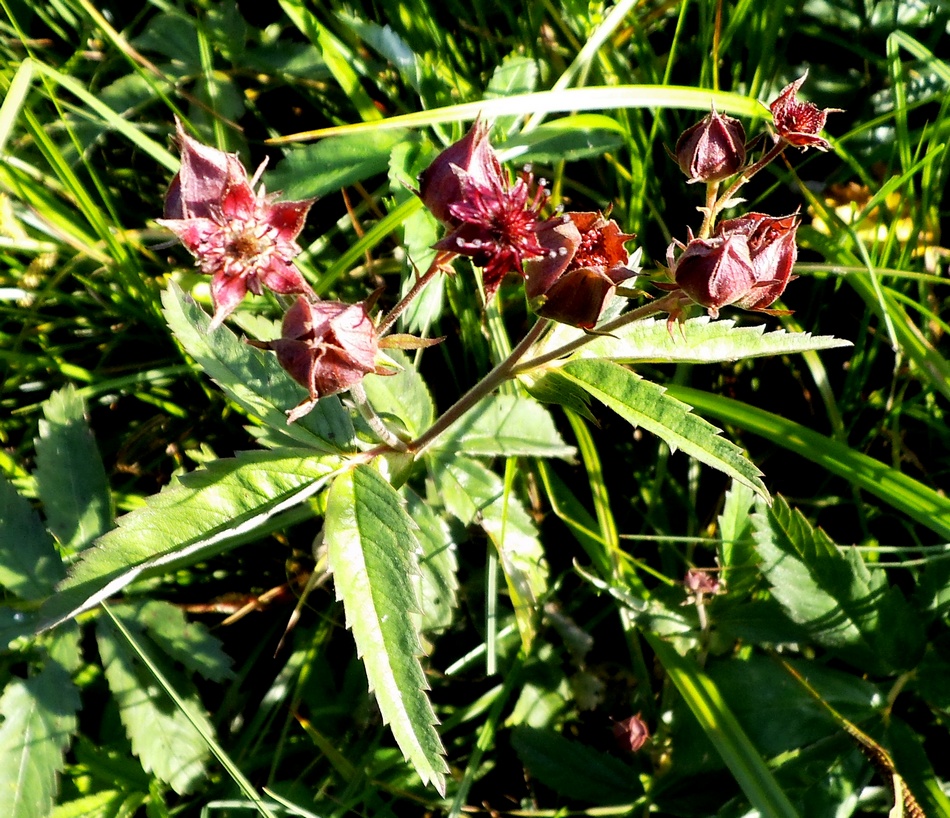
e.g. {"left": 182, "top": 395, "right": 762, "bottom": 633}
{"left": 560, "top": 359, "right": 768, "bottom": 499}
{"left": 112, "top": 601, "right": 234, "bottom": 683}
{"left": 435, "top": 394, "right": 575, "bottom": 459}
{"left": 511, "top": 725, "right": 642, "bottom": 804}
{"left": 96, "top": 618, "right": 209, "bottom": 795}
{"left": 35, "top": 451, "right": 340, "bottom": 633}
{"left": 405, "top": 489, "right": 458, "bottom": 637}
{"left": 0, "top": 477, "right": 64, "bottom": 600}
{"left": 34, "top": 385, "right": 112, "bottom": 552}
{"left": 325, "top": 465, "right": 447, "bottom": 793}
{"left": 0, "top": 662, "right": 79, "bottom": 818}
{"left": 575, "top": 315, "right": 851, "bottom": 363}
{"left": 751, "top": 496, "right": 924, "bottom": 673}
{"left": 361, "top": 350, "right": 435, "bottom": 438}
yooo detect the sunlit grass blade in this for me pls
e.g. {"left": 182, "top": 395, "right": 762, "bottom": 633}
{"left": 667, "top": 385, "right": 950, "bottom": 541}
{"left": 647, "top": 634, "right": 801, "bottom": 818}
{"left": 269, "top": 86, "right": 769, "bottom": 142}
{"left": 101, "top": 604, "right": 278, "bottom": 818}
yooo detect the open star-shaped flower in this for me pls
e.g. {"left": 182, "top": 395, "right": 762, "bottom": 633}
{"left": 769, "top": 72, "right": 842, "bottom": 151}
{"left": 158, "top": 120, "right": 316, "bottom": 329}
{"left": 419, "top": 120, "right": 553, "bottom": 301}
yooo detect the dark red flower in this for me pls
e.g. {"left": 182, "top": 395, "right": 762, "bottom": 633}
{"left": 719, "top": 212, "right": 799, "bottom": 311}
{"left": 674, "top": 108, "right": 747, "bottom": 183}
{"left": 432, "top": 167, "right": 551, "bottom": 300}
{"left": 769, "top": 72, "right": 842, "bottom": 151}
{"left": 669, "top": 232, "right": 757, "bottom": 318}
{"left": 158, "top": 119, "right": 315, "bottom": 329}
{"left": 418, "top": 118, "right": 503, "bottom": 227}
{"left": 418, "top": 120, "right": 553, "bottom": 301}
{"left": 268, "top": 297, "right": 383, "bottom": 422}
{"left": 526, "top": 212, "right": 637, "bottom": 328}
{"left": 613, "top": 714, "right": 650, "bottom": 753}
{"left": 669, "top": 210, "right": 799, "bottom": 316}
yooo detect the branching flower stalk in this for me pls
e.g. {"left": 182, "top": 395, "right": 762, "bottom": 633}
{"left": 376, "top": 250, "right": 455, "bottom": 336}
{"left": 405, "top": 316, "right": 552, "bottom": 455}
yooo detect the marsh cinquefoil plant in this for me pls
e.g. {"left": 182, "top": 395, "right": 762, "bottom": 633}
{"left": 6, "top": 21, "right": 942, "bottom": 812}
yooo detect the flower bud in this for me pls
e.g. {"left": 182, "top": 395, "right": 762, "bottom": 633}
{"left": 674, "top": 109, "right": 746, "bottom": 183}
{"left": 269, "top": 297, "right": 381, "bottom": 422}
{"left": 525, "top": 211, "right": 637, "bottom": 328}
{"left": 671, "top": 233, "right": 756, "bottom": 317}
{"left": 417, "top": 118, "right": 504, "bottom": 226}
{"left": 613, "top": 714, "right": 650, "bottom": 753}
{"left": 719, "top": 212, "right": 799, "bottom": 311}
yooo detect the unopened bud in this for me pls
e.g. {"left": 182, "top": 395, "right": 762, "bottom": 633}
{"left": 674, "top": 108, "right": 747, "bottom": 183}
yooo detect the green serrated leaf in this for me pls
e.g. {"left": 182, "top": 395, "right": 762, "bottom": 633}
{"left": 162, "top": 284, "right": 354, "bottom": 453}
{"left": 559, "top": 359, "right": 768, "bottom": 499}
{"left": 751, "top": 495, "right": 924, "bottom": 673}
{"left": 267, "top": 130, "right": 409, "bottom": 201}
{"left": 522, "top": 369, "right": 597, "bottom": 421}
{"left": 325, "top": 465, "right": 447, "bottom": 794}
{"left": 577, "top": 315, "right": 852, "bottom": 363}
{"left": 96, "top": 619, "right": 209, "bottom": 795}
{"left": 112, "top": 601, "right": 234, "bottom": 683}
{"left": 0, "top": 661, "right": 80, "bottom": 818}
{"left": 718, "top": 481, "right": 757, "bottom": 597}
{"left": 481, "top": 489, "right": 548, "bottom": 650}
{"left": 511, "top": 725, "right": 642, "bottom": 804}
{"left": 0, "top": 476, "right": 64, "bottom": 599}
{"left": 34, "top": 451, "right": 340, "bottom": 635}
{"left": 404, "top": 489, "right": 458, "bottom": 637}
{"left": 33, "top": 385, "right": 112, "bottom": 552}
{"left": 361, "top": 350, "right": 435, "bottom": 438}
{"left": 435, "top": 395, "right": 575, "bottom": 460}
{"left": 427, "top": 453, "right": 503, "bottom": 525}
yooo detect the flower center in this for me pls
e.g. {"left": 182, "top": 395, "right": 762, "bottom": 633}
{"left": 571, "top": 229, "right": 609, "bottom": 270}
{"left": 197, "top": 216, "right": 281, "bottom": 279}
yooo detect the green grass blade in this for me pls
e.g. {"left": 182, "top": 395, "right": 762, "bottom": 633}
{"left": 101, "top": 605, "right": 278, "bottom": 818}
{"left": 0, "top": 57, "right": 34, "bottom": 155}
{"left": 667, "top": 385, "right": 950, "bottom": 541}
{"left": 646, "top": 634, "right": 801, "bottom": 818}
{"left": 559, "top": 359, "right": 769, "bottom": 499}
{"left": 270, "top": 85, "right": 769, "bottom": 142}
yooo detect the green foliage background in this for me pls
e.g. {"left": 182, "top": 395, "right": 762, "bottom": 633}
{"left": 1, "top": 1, "right": 949, "bottom": 816}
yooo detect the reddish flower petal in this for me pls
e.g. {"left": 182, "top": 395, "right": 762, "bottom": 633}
{"left": 209, "top": 271, "right": 249, "bottom": 329}
{"left": 259, "top": 257, "right": 314, "bottom": 296}
{"left": 220, "top": 178, "right": 258, "bottom": 221}
{"left": 418, "top": 118, "right": 505, "bottom": 226}
{"left": 156, "top": 217, "right": 220, "bottom": 255}
{"left": 265, "top": 198, "right": 317, "bottom": 242}
{"left": 769, "top": 72, "right": 841, "bottom": 152}
{"left": 167, "top": 119, "right": 248, "bottom": 220}
{"left": 536, "top": 266, "right": 617, "bottom": 329}
{"left": 673, "top": 233, "right": 756, "bottom": 316}
{"left": 526, "top": 210, "right": 637, "bottom": 327}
